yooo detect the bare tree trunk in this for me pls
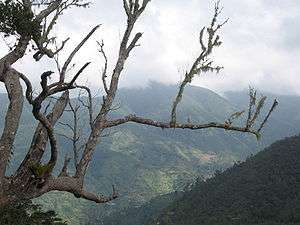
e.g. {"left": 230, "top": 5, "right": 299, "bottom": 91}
{"left": 0, "top": 69, "right": 24, "bottom": 195}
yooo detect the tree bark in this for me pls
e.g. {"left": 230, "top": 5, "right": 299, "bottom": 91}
{"left": 0, "top": 69, "right": 24, "bottom": 194}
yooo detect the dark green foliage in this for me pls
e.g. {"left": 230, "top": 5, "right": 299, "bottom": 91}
{"left": 0, "top": 201, "right": 67, "bottom": 225}
{"left": 152, "top": 135, "right": 300, "bottom": 225}
{"left": 0, "top": 0, "right": 40, "bottom": 37}
{"left": 103, "top": 192, "right": 183, "bottom": 225}
{"left": 29, "top": 163, "right": 53, "bottom": 178}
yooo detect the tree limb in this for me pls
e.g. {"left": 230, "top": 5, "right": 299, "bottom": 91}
{"left": 104, "top": 114, "right": 258, "bottom": 134}
{"left": 0, "top": 68, "right": 24, "bottom": 179}
{"left": 170, "top": 1, "right": 227, "bottom": 125}
{"left": 47, "top": 177, "right": 118, "bottom": 203}
{"left": 59, "top": 25, "right": 100, "bottom": 83}
{"left": 75, "top": 0, "right": 151, "bottom": 179}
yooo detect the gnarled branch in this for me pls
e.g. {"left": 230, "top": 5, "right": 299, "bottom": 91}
{"left": 48, "top": 177, "right": 118, "bottom": 203}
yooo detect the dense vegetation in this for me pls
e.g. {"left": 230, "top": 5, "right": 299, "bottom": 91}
{"left": 0, "top": 201, "right": 67, "bottom": 225}
{"left": 151, "top": 135, "right": 300, "bottom": 225}
{"left": 0, "top": 0, "right": 40, "bottom": 37}
{"left": 102, "top": 192, "right": 182, "bottom": 225}
{"left": 1, "top": 84, "right": 300, "bottom": 224}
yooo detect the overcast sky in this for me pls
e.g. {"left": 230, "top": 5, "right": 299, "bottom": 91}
{"left": 1, "top": 0, "right": 299, "bottom": 95}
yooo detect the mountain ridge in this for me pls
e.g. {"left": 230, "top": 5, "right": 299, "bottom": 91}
{"left": 1, "top": 84, "right": 300, "bottom": 224}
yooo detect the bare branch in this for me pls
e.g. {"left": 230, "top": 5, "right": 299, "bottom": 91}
{"left": 76, "top": 85, "right": 94, "bottom": 128}
{"left": 97, "top": 40, "right": 109, "bottom": 95}
{"left": 78, "top": 187, "right": 118, "bottom": 203}
{"left": 123, "top": 0, "right": 130, "bottom": 17}
{"left": 32, "top": 1, "right": 93, "bottom": 61}
{"left": 68, "top": 62, "right": 91, "bottom": 86}
{"left": 126, "top": 32, "right": 143, "bottom": 57}
{"left": 59, "top": 98, "right": 82, "bottom": 169}
{"left": 258, "top": 99, "right": 279, "bottom": 133}
{"left": 75, "top": 0, "right": 150, "bottom": 179}
{"left": 59, "top": 155, "right": 71, "bottom": 177}
{"left": 35, "top": 0, "right": 63, "bottom": 22}
{"left": 170, "top": 1, "right": 228, "bottom": 125}
{"left": 59, "top": 121, "right": 75, "bottom": 132}
{"left": 60, "top": 25, "right": 100, "bottom": 82}
{"left": 104, "top": 114, "right": 258, "bottom": 134}
{"left": 105, "top": 87, "right": 277, "bottom": 140}
{"left": 48, "top": 177, "right": 118, "bottom": 203}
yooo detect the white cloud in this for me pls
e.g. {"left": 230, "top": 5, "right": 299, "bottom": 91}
{"left": 0, "top": 0, "right": 299, "bottom": 95}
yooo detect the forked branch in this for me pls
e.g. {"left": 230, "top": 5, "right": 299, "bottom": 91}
{"left": 170, "top": 1, "right": 227, "bottom": 125}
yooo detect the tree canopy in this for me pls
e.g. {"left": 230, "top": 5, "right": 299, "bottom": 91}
{"left": 152, "top": 135, "right": 300, "bottom": 225}
{"left": 0, "top": 201, "right": 67, "bottom": 225}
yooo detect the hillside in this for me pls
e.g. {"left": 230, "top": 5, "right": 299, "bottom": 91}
{"left": 103, "top": 192, "right": 182, "bottom": 225}
{"left": 0, "top": 201, "right": 67, "bottom": 225}
{"left": 1, "top": 84, "right": 300, "bottom": 224}
{"left": 151, "top": 135, "right": 300, "bottom": 225}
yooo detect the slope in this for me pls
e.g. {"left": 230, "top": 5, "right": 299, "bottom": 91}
{"left": 1, "top": 84, "right": 300, "bottom": 224}
{"left": 152, "top": 135, "right": 300, "bottom": 225}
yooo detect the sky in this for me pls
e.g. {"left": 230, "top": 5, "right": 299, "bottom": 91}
{"left": 0, "top": 0, "right": 300, "bottom": 95}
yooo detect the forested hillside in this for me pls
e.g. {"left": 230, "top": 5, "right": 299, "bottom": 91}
{"left": 103, "top": 192, "right": 182, "bottom": 225}
{"left": 1, "top": 84, "right": 300, "bottom": 224}
{"left": 0, "top": 201, "right": 67, "bottom": 225}
{"left": 151, "top": 135, "right": 300, "bottom": 225}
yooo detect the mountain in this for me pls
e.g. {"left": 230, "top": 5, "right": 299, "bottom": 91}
{"left": 1, "top": 84, "right": 300, "bottom": 224}
{"left": 151, "top": 134, "right": 300, "bottom": 225}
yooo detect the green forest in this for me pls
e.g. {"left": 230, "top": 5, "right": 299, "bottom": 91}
{"left": 151, "top": 135, "right": 300, "bottom": 225}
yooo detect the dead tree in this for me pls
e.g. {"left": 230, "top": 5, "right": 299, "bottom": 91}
{"left": 0, "top": 0, "right": 277, "bottom": 207}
